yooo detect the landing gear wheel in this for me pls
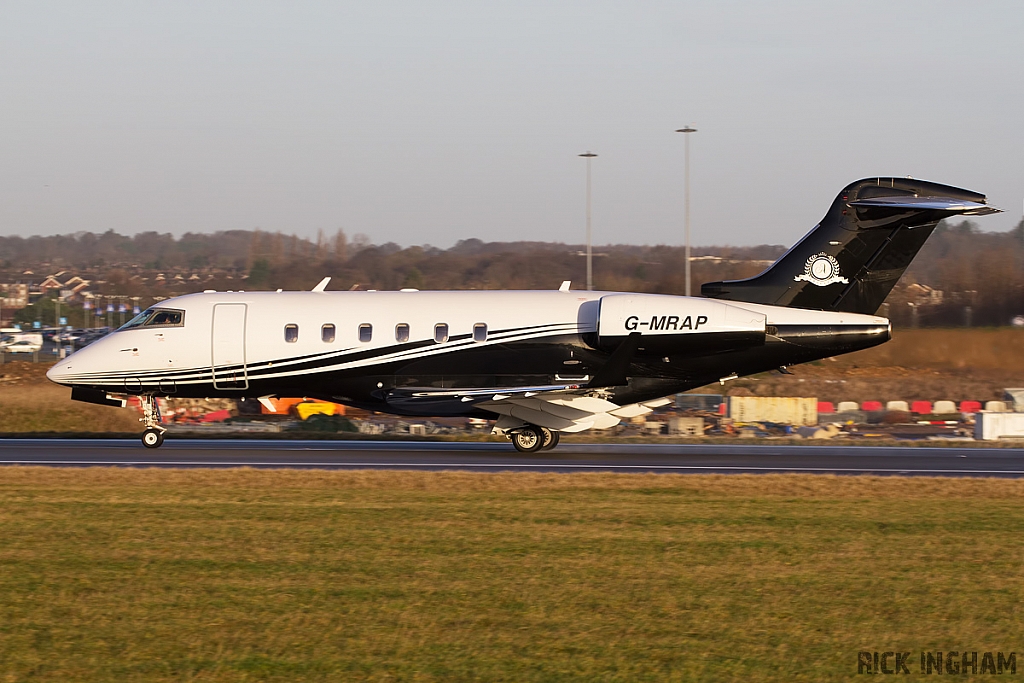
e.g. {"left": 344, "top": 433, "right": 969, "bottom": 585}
{"left": 142, "top": 428, "right": 164, "bottom": 449}
{"left": 540, "top": 429, "right": 560, "bottom": 451}
{"left": 511, "top": 426, "right": 544, "bottom": 453}
{"left": 139, "top": 394, "right": 166, "bottom": 449}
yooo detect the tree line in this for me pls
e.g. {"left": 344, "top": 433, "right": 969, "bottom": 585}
{"left": 2, "top": 218, "right": 1023, "bottom": 327}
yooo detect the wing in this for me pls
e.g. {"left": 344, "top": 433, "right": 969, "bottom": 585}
{"left": 384, "top": 383, "right": 670, "bottom": 433}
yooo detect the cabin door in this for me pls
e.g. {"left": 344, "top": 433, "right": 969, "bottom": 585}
{"left": 211, "top": 303, "right": 248, "bottom": 390}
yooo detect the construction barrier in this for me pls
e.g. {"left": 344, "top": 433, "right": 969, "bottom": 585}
{"left": 911, "top": 401, "right": 933, "bottom": 415}
{"left": 728, "top": 396, "right": 817, "bottom": 426}
{"left": 295, "top": 402, "right": 338, "bottom": 420}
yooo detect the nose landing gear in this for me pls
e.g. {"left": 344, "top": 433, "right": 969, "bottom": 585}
{"left": 142, "top": 428, "right": 164, "bottom": 449}
{"left": 139, "top": 395, "right": 166, "bottom": 449}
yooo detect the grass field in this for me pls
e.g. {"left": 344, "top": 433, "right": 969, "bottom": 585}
{"left": 1, "top": 468, "right": 1023, "bottom": 681}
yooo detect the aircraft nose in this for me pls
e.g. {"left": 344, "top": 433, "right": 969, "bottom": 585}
{"left": 46, "top": 360, "right": 74, "bottom": 385}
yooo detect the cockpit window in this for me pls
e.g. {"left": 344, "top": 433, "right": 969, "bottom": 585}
{"left": 121, "top": 310, "right": 151, "bottom": 330}
{"left": 119, "top": 308, "right": 185, "bottom": 330}
{"left": 149, "top": 310, "right": 183, "bottom": 326}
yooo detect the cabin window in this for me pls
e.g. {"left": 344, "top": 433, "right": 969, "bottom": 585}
{"left": 473, "top": 323, "right": 487, "bottom": 342}
{"left": 434, "top": 323, "right": 449, "bottom": 343}
{"left": 321, "top": 324, "right": 336, "bottom": 343}
{"left": 395, "top": 323, "right": 410, "bottom": 343}
{"left": 358, "top": 323, "right": 373, "bottom": 342}
{"left": 284, "top": 324, "right": 298, "bottom": 343}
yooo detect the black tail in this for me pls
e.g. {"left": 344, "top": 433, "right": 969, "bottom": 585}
{"left": 701, "top": 177, "right": 1000, "bottom": 314}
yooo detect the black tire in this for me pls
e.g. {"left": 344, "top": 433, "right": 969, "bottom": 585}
{"left": 511, "top": 426, "right": 544, "bottom": 453}
{"left": 142, "top": 428, "right": 164, "bottom": 449}
{"left": 540, "top": 430, "right": 560, "bottom": 451}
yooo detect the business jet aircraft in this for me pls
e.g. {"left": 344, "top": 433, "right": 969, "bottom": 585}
{"left": 48, "top": 177, "right": 999, "bottom": 450}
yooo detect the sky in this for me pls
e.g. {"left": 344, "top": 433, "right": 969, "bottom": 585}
{"left": 1, "top": 1, "right": 1021, "bottom": 248}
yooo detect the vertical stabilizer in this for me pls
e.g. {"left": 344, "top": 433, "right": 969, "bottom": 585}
{"left": 701, "top": 178, "right": 1000, "bottom": 314}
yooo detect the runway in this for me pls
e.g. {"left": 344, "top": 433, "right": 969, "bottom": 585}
{"left": 2, "top": 439, "right": 1024, "bottom": 476}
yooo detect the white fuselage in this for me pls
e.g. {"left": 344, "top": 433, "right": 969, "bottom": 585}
{"left": 47, "top": 289, "right": 889, "bottom": 422}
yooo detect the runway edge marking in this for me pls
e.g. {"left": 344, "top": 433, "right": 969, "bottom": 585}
{"left": 2, "top": 460, "right": 1024, "bottom": 475}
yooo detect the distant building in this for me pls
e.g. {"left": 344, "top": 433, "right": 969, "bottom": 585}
{"left": 0, "top": 283, "right": 29, "bottom": 325}
{"left": 904, "top": 283, "right": 944, "bottom": 306}
{"left": 37, "top": 274, "right": 65, "bottom": 293}
{"left": 0, "top": 283, "right": 29, "bottom": 309}
{"left": 24, "top": 273, "right": 94, "bottom": 304}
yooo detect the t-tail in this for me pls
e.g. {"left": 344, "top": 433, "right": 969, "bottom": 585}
{"left": 702, "top": 177, "right": 1001, "bottom": 315}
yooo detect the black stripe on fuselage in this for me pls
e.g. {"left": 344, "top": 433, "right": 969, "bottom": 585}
{"left": 58, "top": 322, "right": 581, "bottom": 385}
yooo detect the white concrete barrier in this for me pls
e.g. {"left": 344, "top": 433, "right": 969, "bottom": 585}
{"left": 932, "top": 400, "right": 957, "bottom": 414}
{"left": 669, "top": 417, "right": 704, "bottom": 436}
{"left": 975, "top": 412, "right": 1024, "bottom": 440}
{"left": 985, "top": 401, "right": 1010, "bottom": 413}
{"left": 837, "top": 401, "right": 859, "bottom": 413}
{"left": 886, "top": 401, "right": 909, "bottom": 412}
{"left": 643, "top": 421, "right": 666, "bottom": 434}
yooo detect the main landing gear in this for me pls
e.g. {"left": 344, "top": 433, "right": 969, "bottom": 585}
{"left": 510, "top": 425, "right": 560, "bottom": 453}
{"left": 139, "top": 395, "right": 166, "bottom": 449}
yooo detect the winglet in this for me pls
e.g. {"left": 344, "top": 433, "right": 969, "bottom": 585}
{"left": 559, "top": 281, "right": 571, "bottom": 292}
{"left": 312, "top": 277, "right": 331, "bottom": 292}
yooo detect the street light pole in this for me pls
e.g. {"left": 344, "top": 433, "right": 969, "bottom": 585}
{"left": 579, "top": 151, "right": 598, "bottom": 291}
{"left": 676, "top": 125, "right": 697, "bottom": 297}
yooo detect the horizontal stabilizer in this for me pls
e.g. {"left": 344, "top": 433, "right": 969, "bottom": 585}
{"left": 849, "top": 196, "right": 1001, "bottom": 216}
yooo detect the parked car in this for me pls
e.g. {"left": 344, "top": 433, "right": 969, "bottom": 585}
{"left": 0, "top": 332, "right": 44, "bottom": 350}
{"left": 4, "top": 338, "right": 43, "bottom": 353}
{"left": 56, "top": 329, "right": 88, "bottom": 343}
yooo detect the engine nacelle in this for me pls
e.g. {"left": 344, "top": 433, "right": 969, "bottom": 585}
{"left": 596, "top": 294, "right": 767, "bottom": 355}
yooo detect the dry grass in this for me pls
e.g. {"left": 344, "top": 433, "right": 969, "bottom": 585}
{"left": 0, "top": 382, "right": 139, "bottom": 433}
{"left": 1, "top": 468, "right": 1023, "bottom": 682}
{"left": 845, "top": 327, "right": 1024, "bottom": 371}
